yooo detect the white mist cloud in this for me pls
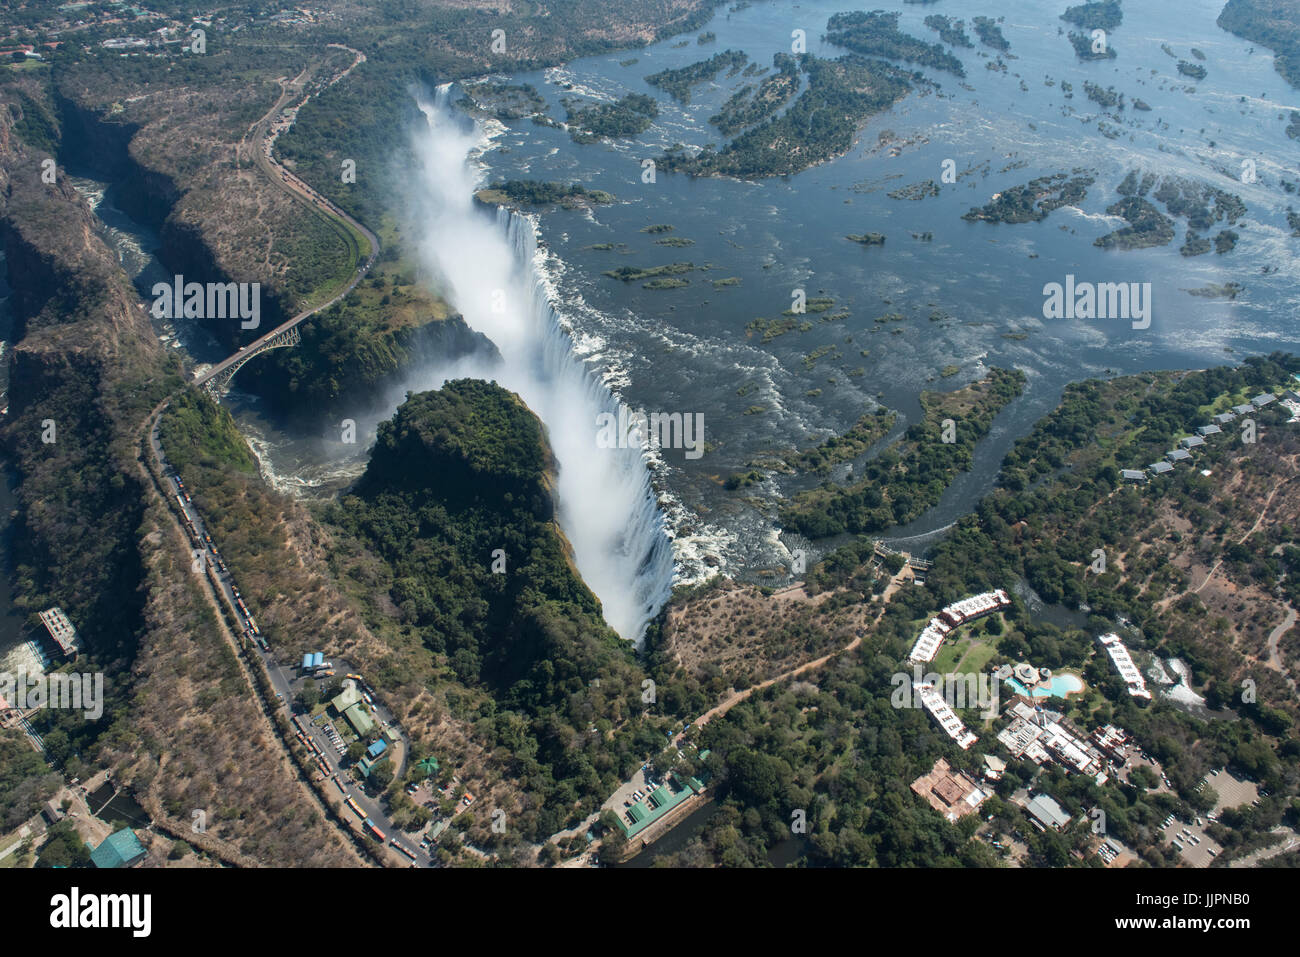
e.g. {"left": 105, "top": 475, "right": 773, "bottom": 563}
{"left": 398, "top": 87, "right": 674, "bottom": 643}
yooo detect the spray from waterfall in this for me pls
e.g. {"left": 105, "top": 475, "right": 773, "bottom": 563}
{"left": 400, "top": 85, "right": 675, "bottom": 643}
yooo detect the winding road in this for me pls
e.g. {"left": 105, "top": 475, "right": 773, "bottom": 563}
{"left": 196, "top": 46, "right": 379, "bottom": 388}
{"left": 128, "top": 50, "right": 394, "bottom": 863}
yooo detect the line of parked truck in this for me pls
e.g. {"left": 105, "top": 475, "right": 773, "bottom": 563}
{"left": 171, "top": 472, "right": 267, "bottom": 650}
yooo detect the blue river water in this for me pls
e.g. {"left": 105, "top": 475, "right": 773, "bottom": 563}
{"left": 456, "top": 0, "right": 1300, "bottom": 581}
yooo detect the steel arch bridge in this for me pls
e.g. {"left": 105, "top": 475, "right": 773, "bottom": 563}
{"left": 198, "top": 325, "right": 301, "bottom": 397}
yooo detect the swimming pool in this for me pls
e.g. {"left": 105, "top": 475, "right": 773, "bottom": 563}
{"left": 1005, "top": 673, "right": 1084, "bottom": 699}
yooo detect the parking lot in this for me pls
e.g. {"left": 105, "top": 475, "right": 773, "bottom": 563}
{"left": 1204, "top": 768, "right": 1260, "bottom": 811}
{"left": 1160, "top": 812, "right": 1222, "bottom": 867}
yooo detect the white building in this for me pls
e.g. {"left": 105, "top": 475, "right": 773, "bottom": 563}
{"left": 915, "top": 683, "right": 978, "bottom": 750}
{"left": 906, "top": 589, "right": 1011, "bottom": 663}
{"left": 1097, "top": 633, "right": 1151, "bottom": 699}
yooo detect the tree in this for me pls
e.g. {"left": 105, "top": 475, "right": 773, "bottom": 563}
{"left": 297, "top": 682, "right": 320, "bottom": 711}
{"left": 36, "top": 821, "right": 91, "bottom": 868}
{"left": 369, "top": 762, "right": 394, "bottom": 790}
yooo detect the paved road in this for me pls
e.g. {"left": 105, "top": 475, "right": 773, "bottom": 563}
{"left": 195, "top": 49, "right": 380, "bottom": 389}
{"left": 150, "top": 421, "right": 446, "bottom": 866}
{"left": 1265, "top": 606, "right": 1298, "bottom": 696}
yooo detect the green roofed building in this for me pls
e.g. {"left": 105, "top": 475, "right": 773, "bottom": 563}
{"left": 415, "top": 756, "right": 440, "bottom": 776}
{"left": 343, "top": 702, "right": 375, "bottom": 737}
{"left": 616, "top": 773, "right": 703, "bottom": 840}
{"left": 90, "top": 828, "right": 146, "bottom": 869}
{"left": 331, "top": 684, "right": 362, "bottom": 713}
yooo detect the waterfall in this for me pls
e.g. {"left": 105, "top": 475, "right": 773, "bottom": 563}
{"left": 402, "top": 85, "right": 675, "bottom": 644}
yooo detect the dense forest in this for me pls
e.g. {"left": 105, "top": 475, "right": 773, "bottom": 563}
{"left": 780, "top": 368, "right": 1026, "bottom": 537}
{"left": 1062, "top": 1, "right": 1124, "bottom": 33}
{"left": 709, "top": 53, "right": 801, "bottom": 136}
{"left": 646, "top": 49, "right": 749, "bottom": 102}
{"left": 825, "top": 10, "right": 967, "bottom": 77}
{"left": 1218, "top": 0, "right": 1300, "bottom": 89}
{"left": 564, "top": 93, "right": 659, "bottom": 143}
{"left": 322, "top": 381, "right": 681, "bottom": 840}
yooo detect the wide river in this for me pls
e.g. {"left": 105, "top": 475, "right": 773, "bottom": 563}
{"left": 452, "top": 0, "right": 1300, "bottom": 578}
{"left": 7, "top": 0, "right": 1296, "bottom": 646}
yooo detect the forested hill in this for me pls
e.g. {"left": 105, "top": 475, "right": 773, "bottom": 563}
{"left": 359, "top": 380, "right": 557, "bottom": 515}
{"left": 332, "top": 380, "right": 640, "bottom": 717}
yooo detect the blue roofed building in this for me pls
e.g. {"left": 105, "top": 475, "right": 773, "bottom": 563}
{"left": 366, "top": 739, "right": 388, "bottom": 760}
{"left": 89, "top": 828, "right": 146, "bottom": 869}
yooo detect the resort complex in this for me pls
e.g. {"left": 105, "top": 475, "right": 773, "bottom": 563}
{"left": 907, "top": 589, "right": 1013, "bottom": 663}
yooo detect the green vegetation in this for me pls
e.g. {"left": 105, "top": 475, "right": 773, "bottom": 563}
{"left": 825, "top": 11, "right": 967, "bottom": 77}
{"left": 784, "top": 408, "right": 897, "bottom": 476}
{"left": 780, "top": 368, "right": 1026, "bottom": 536}
{"left": 646, "top": 50, "right": 748, "bottom": 103}
{"left": 846, "top": 232, "right": 886, "bottom": 246}
{"left": 244, "top": 263, "right": 465, "bottom": 416}
{"left": 652, "top": 355, "right": 1300, "bottom": 867}
{"left": 644, "top": 277, "right": 690, "bottom": 289}
{"left": 724, "top": 469, "right": 765, "bottom": 490}
{"left": 158, "top": 392, "right": 258, "bottom": 475}
{"left": 972, "top": 17, "right": 1011, "bottom": 52}
{"left": 1178, "top": 60, "right": 1208, "bottom": 80}
{"left": 1069, "top": 31, "right": 1116, "bottom": 59}
{"left": 924, "top": 15, "right": 974, "bottom": 49}
{"left": 565, "top": 93, "right": 658, "bottom": 143}
{"left": 1083, "top": 82, "right": 1124, "bottom": 109}
{"left": 324, "top": 381, "right": 673, "bottom": 841}
{"left": 1094, "top": 197, "right": 1175, "bottom": 250}
{"left": 604, "top": 262, "right": 695, "bottom": 282}
{"left": 1061, "top": 1, "right": 1123, "bottom": 32}
{"left": 1213, "top": 229, "right": 1239, "bottom": 254}
{"left": 476, "top": 180, "right": 615, "bottom": 208}
{"left": 1094, "top": 171, "right": 1245, "bottom": 251}
{"left": 0, "top": 730, "right": 62, "bottom": 831}
{"left": 457, "top": 82, "right": 547, "bottom": 121}
{"left": 962, "top": 171, "right": 1095, "bottom": 224}
{"left": 889, "top": 179, "right": 941, "bottom": 201}
{"left": 1218, "top": 0, "right": 1300, "bottom": 89}
{"left": 655, "top": 236, "right": 695, "bottom": 247}
{"left": 746, "top": 316, "right": 812, "bottom": 342}
{"left": 1187, "top": 282, "right": 1244, "bottom": 299}
{"left": 35, "top": 820, "right": 92, "bottom": 869}
{"left": 1180, "top": 231, "right": 1212, "bottom": 257}
{"left": 660, "top": 55, "right": 911, "bottom": 179}
{"left": 709, "top": 54, "right": 801, "bottom": 136}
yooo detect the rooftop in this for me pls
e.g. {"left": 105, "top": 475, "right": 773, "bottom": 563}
{"left": 90, "top": 828, "right": 146, "bottom": 869}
